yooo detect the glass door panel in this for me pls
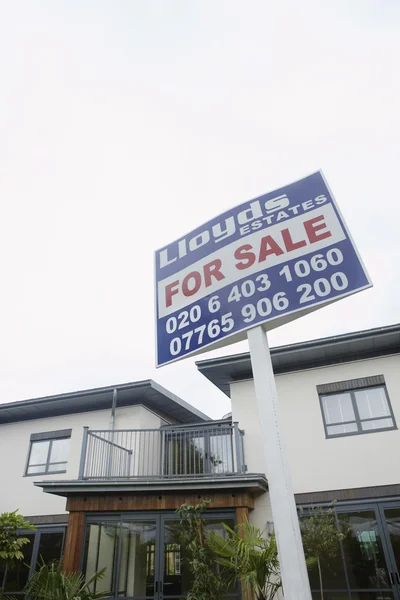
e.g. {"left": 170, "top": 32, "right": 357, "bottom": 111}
{"left": 84, "top": 519, "right": 158, "bottom": 599}
{"left": 207, "top": 430, "right": 234, "bottom": 474}
{"left": 161, "top": 517, "right": 238, "bottom": 599}
{"left": 306, "top": 521, "right": 347, "bottom": 593}
{"left": 117, "top": 521, "right": 157, "bottom": 598}
{"left": 3, "top": 532, "right": 35, "bottom": 593}
{"left": 161, "top": 520, "right": 191, "bottom": 597}
{"left": 83, "top": 513, "right": 237, "bottom": 599}
{"left": 84, "top": 522, "right": 119, "bottom": 596}
{"left": 164, "top": 432, "right": 206, "bottom": 476}
{"left": 164, "top": 426, "right": 234, "bottom": 476}
{"left": 383, "top": 509, "right": 400, "bottom": 577}
{"left": 34, "top": 530, "right": 65, "bottom": 568}
{"left": 338, "top": 510, "right": 393, "bottom": 594}
{"left": 0, "top": 527, "right": 65, "bottom": 595}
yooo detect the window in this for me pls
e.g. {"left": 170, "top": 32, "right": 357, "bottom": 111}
{"left": 318, "top": 376, "right": 396, "bottom": 438}
{"left": 26, "top": 429, "right": 71, "bottom": 475}
{"left": 0, "top": 527, "right": 65, "bottom": 594}
{"left": 299, "top": 504, "right": 395, "bottom": 597}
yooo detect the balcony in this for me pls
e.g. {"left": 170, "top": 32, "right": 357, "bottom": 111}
{"left": 78, "top": 421, "right": 246, "bottom": 480}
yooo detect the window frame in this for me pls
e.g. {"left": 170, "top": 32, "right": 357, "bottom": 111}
{"left": 80, "top": 510, "right": 240, "bottom": 598}
{"left": 25, "top": 430, "right": 71, "bottom": 476}
{"left": 319, "top": 383, "right": 397, "bottom": 439}
{"left": 0, "top": 526, "right": 66, "bottom": 595}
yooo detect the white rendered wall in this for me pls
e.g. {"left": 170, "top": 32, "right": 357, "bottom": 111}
{"left": 0, "top": 404, "right": 164, "bottom": 517}
{"left": 231, "top": 354, "right": 400, "bottom": 502}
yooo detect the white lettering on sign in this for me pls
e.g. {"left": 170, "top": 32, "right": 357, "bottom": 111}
{"left": 157, "top": 203, "right": 345, "bottom": 317}
{"left": 158, "top": 194, "right": 329, "bottom": 269}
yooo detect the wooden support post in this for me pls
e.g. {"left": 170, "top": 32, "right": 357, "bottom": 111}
{"left": 236, "top": 506, "right": 249, "bottom": 529}
{"left": 62, "top": 511, "right": 85, "bottom": 573}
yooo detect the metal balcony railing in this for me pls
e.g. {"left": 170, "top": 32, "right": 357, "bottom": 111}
{"left": 78, "top": 422, "right": 245, "bottom": 480}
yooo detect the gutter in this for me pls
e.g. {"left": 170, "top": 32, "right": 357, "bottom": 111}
{"left": 34, "top": 474, "right": 269, "bottom": 496}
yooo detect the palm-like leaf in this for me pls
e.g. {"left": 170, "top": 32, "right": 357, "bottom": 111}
{"left": 207, "top": 522, "right": 282, "bottom": 600}
{"left": 306, "top": 556, "right": 318, "bottom": 571}
{"left": 24, "top": 561, "right": 108, "bottom": 600}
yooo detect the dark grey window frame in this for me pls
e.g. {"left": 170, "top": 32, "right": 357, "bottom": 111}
{"left": 25, "top": 430, "right": 72, "bottom": 476}
{"left": 0, "top": 526, "right": 66, "bottom": 595}
{"left": 318, "top": 376, "right": 397, "bottom": 439}
{"left": 298, "top": 498, "right": 400, "bottom": 597}
{"left": 80, "top": 510, "right": 240, "bottom": 598}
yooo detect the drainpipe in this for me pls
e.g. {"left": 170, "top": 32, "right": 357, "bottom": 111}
{"left": 106, "top": 389, "right": 118, "bottom": 477}
{"left": 110, "top": 388, "right": 118, "bottom": 430}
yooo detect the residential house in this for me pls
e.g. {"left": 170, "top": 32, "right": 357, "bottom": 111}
{"left": 0, "top": 379, "right": 253, "bottom": 599}
{"left": 1, "top": 323, "right": 400, "bottom": 598}
{"left": 197, "top": 322, "right": 400, "bottom": 598}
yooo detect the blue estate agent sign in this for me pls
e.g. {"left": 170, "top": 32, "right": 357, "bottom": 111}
{"left": 155, "top": 171, "right": 372, "bottom": 367}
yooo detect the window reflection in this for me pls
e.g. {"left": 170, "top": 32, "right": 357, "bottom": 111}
{"left": 302, "top": 508, "right": 395, "bottom": 597}
{"left": 84, "top": 521, "right": 157, "bottom": 597}
{"left": 4, "top": 533, "right": 35, "bottom": 592}
{"left": 384, "top": 508, "right": 400, "bottom": 575}
{"left": 2, "top": 529, "right": 64, "bottom": 594}
{"left": 162, "top": 519, "right": 235, "bottom": 597}
{"left": 164, "top": 427, "right": 233, "bottom": 475}
{"left": 338, "top": 511, "right": 390, "bottom": 590}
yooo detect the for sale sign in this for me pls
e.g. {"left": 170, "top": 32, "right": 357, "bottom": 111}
{"left": 155, "top": 171, "right": 372, "bottom": 367}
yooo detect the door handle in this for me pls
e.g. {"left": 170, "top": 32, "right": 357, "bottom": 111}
{"left": 395, "top": 572, "right": 400, "bottom": 584}
{"left": 389, "top": 572, "right": 395, "bottom": 585}
{"left": 154, "top": 581, "right": 163, "bottom": 594}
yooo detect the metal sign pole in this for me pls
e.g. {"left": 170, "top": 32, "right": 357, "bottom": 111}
{"left": 247, "top": 325, "right": 312, "bottom": 599}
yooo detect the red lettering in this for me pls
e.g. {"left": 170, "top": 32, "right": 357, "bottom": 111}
{"left": 182, "top": 271, "right": 202, "bottom": 297}
{"left": 234, "top": 244, "right": 256, "bottom": 270}
{"left": 203, "top": 259, "right": 225, "bottom": 287}
{"left": 165, "top": 281, "right": 180, "bottom": 308}
{"left": 281, "top": 228, "right": 307, "bottom": 252}
{"left": 304, "top": 215, "right": 332, "bottom": 243}
{"left": 258, "top": 235, "right": 284, "bottom": 263}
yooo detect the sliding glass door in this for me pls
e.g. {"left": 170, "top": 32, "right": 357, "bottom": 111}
{"left": 84, "top": 518, "right": 158, "bottom": 598}
{"left": 337, "top": 507, "right": 394, "bottom": 599}
{"left": 163, "top": 425, "right": 234, "bottom": 477}
{"left": 83, "top": 511, "right": 238, "bottom": 600}
{"left": 305, "top": 501, "right": 400, "bottom": 599}
{"left": 380, "top": 504, "right": 400, "bottom": 594}
{"left": 160, "top": 517, "right": 238, "bottom": 599}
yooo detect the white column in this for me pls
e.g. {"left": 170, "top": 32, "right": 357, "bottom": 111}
{"left": 247, "top": 326, "right": 312, "bottom": 599}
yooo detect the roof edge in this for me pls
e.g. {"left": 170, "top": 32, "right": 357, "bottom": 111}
{"left": 196, "top": 323, "right": 400, "bottom": 397}
{"left": 0, "top": 380, "right": 153, "bottom": 412}
{"left": 196, "top": 323, "right": 400, "bottom": 370}
{"left": 0, "top": 379, "right": 210, "bottom": 424}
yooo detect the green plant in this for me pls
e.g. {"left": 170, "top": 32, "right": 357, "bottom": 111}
{"left": 176, "top": 500, "right": 228, "bottom": 600}
{"left": 24, "top": 561, "right": 108, "bottom": 600}
{"left": 208, "top": 521, "right": 282, "bottom": 600}
{"left": 0, "top": 510, "right": 36, "bottom": 569}
{"left": 299, "top": 503, "right": 346, "bottom": 600}
{"left": 0, "top": 510, "right": 36, "bottom": 600}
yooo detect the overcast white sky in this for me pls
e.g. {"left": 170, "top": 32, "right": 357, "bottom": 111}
{"left": 0, "top": 1, "right": 399, "bottom": 419}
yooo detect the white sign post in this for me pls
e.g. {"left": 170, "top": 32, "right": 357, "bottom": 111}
{"left": 155, "top": 171, "right": 372, "bottom": 597}
{"left": 248, "top": 326, "right": 312, "bottom": 598}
